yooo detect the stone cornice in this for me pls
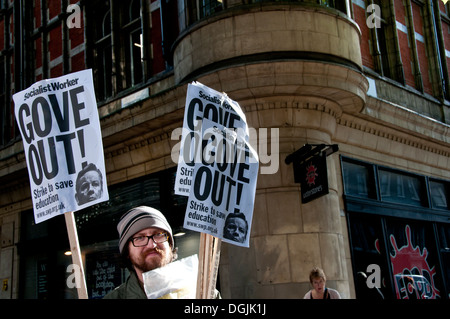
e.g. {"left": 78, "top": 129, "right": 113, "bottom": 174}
{"left": 242, "top": 95, "right": 342, "bottom": 115}
{"left": 336, "top": 97, "right": 450, "bottom": 159}
{"left": 336, "top": 115, "right": 450, "bottom": 157}
{"left": 362, "top": 96, "right": 450, "bottom": 145}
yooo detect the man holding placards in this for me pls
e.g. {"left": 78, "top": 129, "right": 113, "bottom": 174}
{"left": 174, "top": 82, "right": 258, "bottom": 298}
{"left": 104, "top": 205, "right": 220, "bottom": 299}
{"left": 104, "top": 206, "right": 177, "bottom": 299}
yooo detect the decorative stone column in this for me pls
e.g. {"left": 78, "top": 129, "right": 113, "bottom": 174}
{"left": 192, "top": 60, "right": 368, "bottom": 298}
{"left": 241, "top": 95, "right": 347, "bottom": 299}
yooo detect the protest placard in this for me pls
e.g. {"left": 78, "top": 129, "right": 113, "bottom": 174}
{"left": 183, "top": 118, "right": 259, "bottom": 248}
{"left": 174, "top": 83, "right": 259, "bottom": 298}
{"left": 13, "top": 69, "right": 109, "bottom": 223}
{"left": 174, "top": 82, "right": 249, "bottom": 196}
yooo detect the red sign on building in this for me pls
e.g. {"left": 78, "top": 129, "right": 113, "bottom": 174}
{"left": 300, "top": 153, "right": 329, "bottom": 204}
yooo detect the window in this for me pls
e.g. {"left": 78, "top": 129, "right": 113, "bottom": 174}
{"left": 371, "top": 0, "right": 403, "bottom": 83}
{"left": 438, "top": 224, "right": 450, "bottom": 294}
{"left": 30, "top": 0, "right": 71, "bottom": 81}
{"left": 348, "top": 213, "right": 448, "bottom": 299}
{"left": 1, "top": 0, "right": 76, "bottom": 147}
{"left": 0, "top": 56, "right": 6, "bottom": 145}
{"left": 186, "top": 0, "right": 223, "bottom": 25}
{"left": 348, "top": 213, "right": 393, "bottom": 299}
{"left": 412, "top": 1, "right": 433, "bottom": 96}
{"left": 0, "top": 1, "right": 15, "bottom": 147}
{"left": 122, "top": 0, "right": 143, "bottom": 87}
{"left": 386, "top": 219, "right": 444, "bottom": 299}
{"left": 342, "top": 157, "right": 448, "bottom": 211}
{"left": 18, "top": 210, "right": 75, "bottom": 299}
{"left": 0, "top": 57, "right": 4, "bottom": 96}
{"left": 399, "top": 1, "right": 423, "bottom": 91}
{"left": 342, "top": 160, "right": 376, "bottom": 199}
{"left": 200, "top": 0, "right": 223, "bottom": 18}
{"left": 407, "top": 0, "right": 449, "bottom": 100}
{"left": 184, "top": 0, "right": 349, "bottom": 28}
{"left": 89, "top": 1, "right": 113, "bottom": 101}
{"left": 342, "top": 156, "right": 450, "bottom": 299}
{"left": 320, "top": 0, "right": 347, "bottom": 14}
{"left": 430, "top": 179, "right": 450, "bottom": 210}
{"left": 86, "top": 0, "right": 177, "bottom": 103}
{"left": 430, "top": 0, "right": 450, "bottom": 100}
{"left": 379, "top": 168, "right": 425, "bottom": 207}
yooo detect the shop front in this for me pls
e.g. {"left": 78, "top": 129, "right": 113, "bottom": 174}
{"left": 342, "top": 156, "right": 450, "bottom": 299}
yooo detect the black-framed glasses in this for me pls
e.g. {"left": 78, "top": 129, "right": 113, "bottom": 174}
{"left": 130, "top": 232, "right": 169, "bottom": 247}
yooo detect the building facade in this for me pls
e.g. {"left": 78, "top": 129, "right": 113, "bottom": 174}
{"left": 0, "top": 0, "right": 449, "bottom": 299}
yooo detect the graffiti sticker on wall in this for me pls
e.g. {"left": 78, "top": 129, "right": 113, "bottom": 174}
{"left": 390, "top": 225, "right": 440, "bottom": 299}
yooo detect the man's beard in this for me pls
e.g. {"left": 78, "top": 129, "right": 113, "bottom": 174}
{"left": 130, "top": 246, "right": 173, "bottom": 273}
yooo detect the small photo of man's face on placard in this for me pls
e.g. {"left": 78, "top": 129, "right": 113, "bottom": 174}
{"left": 75, "top": 163, "right": 103, "bottom": 205}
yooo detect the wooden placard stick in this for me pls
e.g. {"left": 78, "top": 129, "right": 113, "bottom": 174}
{"left": 196, "top": 233, "right": 222, "bottom": 299}
{"left": 203, "top": 234, "right": 212, "bottom": 297}
{"left": 207, "top": 236, "right": 221, "bottom": 299}
{"left": 197, "top": 233, "right": 211, "bottom": 298}
{"left": 64, "top": 211, "right": 88, "bottom": 299}
{"left": 196, "top": 232, "right": 207, "bottom": 298}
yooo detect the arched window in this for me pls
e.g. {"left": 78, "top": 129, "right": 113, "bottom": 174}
{"left": 122, "top": 0, "right": 143, "bottom": 87}
{"left": 94, "top": 7, "right": 113, "bottom": 100}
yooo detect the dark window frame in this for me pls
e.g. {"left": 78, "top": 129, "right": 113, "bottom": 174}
{"left": 342, "top": 155, "right": 450, "bottom": 299}
{"left": 341, "top": 156, "right": 450, "bottom": 220}
{"left": 0, "top": 1, "right": 15, "bottom": 147}
{"left": 85, "top": 0, "right": 178, "bottom": 104}
{"left": 370, "top": 0, "right": 405, "bottom": 83}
